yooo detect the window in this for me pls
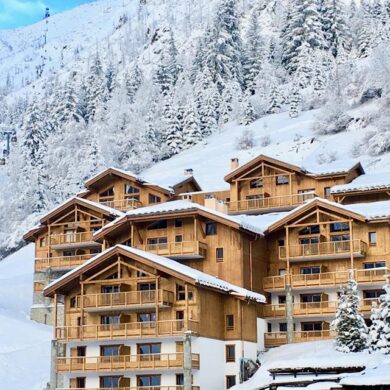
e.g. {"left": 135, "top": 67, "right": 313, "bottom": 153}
{"left": 364, "top": 261, "right": 386, "bottom": 269}
{"left": 124, "top": 184, "right": 140, "bottom": 195}
{"left": 99, "top": 187, "right": 114, "bottom": 197}
{"left": 278, "top": 239, "right": 285, "bottom": 247}
{"left": 101, "top": 285, "right": 120, "bottom": 294}
{"left": 70, "top": 296, "right": 77, "bottom": 308}
{"left": 175, "top": 235, "right": 183, "bottom": 243}
{"left": 63, "top": 250, "right": 75, "bottom": 257}
{"left": 39, "top": 237, "right": 46, "bottom": 247}
{"left": 147, "top": 237, "right": 168, "bottom": 247}
{"left": 101, "top": 315, "right": 120, "bottom": 325}
{"left": 301, "top": 294, "right": 321, "bottom": 303}
{"left": 101, "top": 345, "right": 120, "bottom": 356}
{"left": 206, "top": 222, "right": 217, "bottom": 235}
{"left": 137, "top": 375, "right": 161, "bottom": 387}
{"left": 278, "top": 295, "right": 286, "bottom": 304}
{"left": 276, "top": 175, "right": 289, "bottom": 185}
{"left": 267, "top": 323, "right": 272, "bottom": 333}
{"left": 138, "top": 282, "right": 156, "bottom": 291}
{"left": 226, "top": 375, "right": 236, "bottom": 389}
{"left": 175, "top": 219, "right": 183, "bottom": 228}
{"left": 176, "top": 284, "right": 186, "bottom": 301}
{"left": 299, "top": 225, "right": 320, "bottom": 235}
{"left": 137, "top": 343, "right": 161, "bottom": 355}
{"left": 330, "top": 234, "right": 350, "bottom": 242}
{"left": 369, "top": 231, "right": 377, "bottom": 246}
{"left": 364, "top": 290, "right": 384, "bottom": 299}
{"left": 176, "top": 374, "right": 184, "bottom": 385}
{"left": 147, "top": 220, "right": 167, "bottom": 230}
{"left": 137, "top": 270, "right": 148, "bottom": 277}
{"left": 225, "top": 345, "right": 235, "bottom": 362}
{"left": 149, "top": 194, "right": 161, "bottom": 204}
{"left": 300, "top": 237, "right": 320, "bottom": 245}
{"left": 300, "top": 266, "right": 320, "bottom": 275}
{"left": 100, "top": 376, "right": 120, "bottom": 388}
{"left": 77, "top": 346, "right": 86, "bottom": 357}
{"left": 250, "top": 178, "right": 263, "bottom": 188}
{"left": 279, "top": 268, "right": 287, "bottom": 276}
{"left": 216, "top": 247, "right": 224, "bottom": 262}
{"left": 226, "top": 315, "right": 234, "bottom": 330}
{"left": 330, "top": 222, "right": 350, "bottom": 232}
{"left": 279, "top": 323, "right": 287, "bottom": 332}
{"left": 302, "top": 322, "right": 322, "bottom": 331}
{"left": 324, "top": 187, "right": 331, "bottom": 197}
{"left": 138, "top": 313, "right": 156, "bottom": 323}
{"left": 76, "top": 378, "right": 86, "bottom": 388}
{"left": 90, "top": 248, "right": 101, "bottom": 254}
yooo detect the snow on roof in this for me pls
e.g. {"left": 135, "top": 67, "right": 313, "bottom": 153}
{"left": 40, "top": 196, "right": 124, "bottom": 222}
{"left": 304, "top": 158, "right": 362, "bottom": 176}
{"left": 232, "top": 340, "right": 385, "bottom": 390}
{"left": 340, "top": 360, "right": 390, "bottom": 386}
{"left": 95, "top": 200, "right": 271, "bottom": 237}
{"left": 344, "top": 200, "right": 390, "bottom": 220}
{"left": 331, "top": 172, "right": 390, "bottom": 194}
{"left": 45, "top": 244, "right": 265, "bottom": 303}
{"left": 278, "top": 382, "right": 342, "bottom": 390}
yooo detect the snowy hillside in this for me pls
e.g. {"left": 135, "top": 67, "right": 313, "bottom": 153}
{"left": 0, "top": 244, "right": 51, "bottom": 389}
{"left": 0, "top": 0, "right": 390, "bottom": 257}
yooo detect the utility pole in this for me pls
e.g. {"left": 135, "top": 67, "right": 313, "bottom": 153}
{"left": 184, "top": 331, "right": 193, "bottom": 390}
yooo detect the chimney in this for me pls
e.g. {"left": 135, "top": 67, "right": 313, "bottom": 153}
{"left": 184, "top": 168, "right": 194, "bottom": 176}
{"left": 230, "top": 158, "right": 239, "bottom": 170}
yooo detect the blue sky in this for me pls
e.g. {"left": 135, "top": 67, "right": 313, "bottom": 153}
{"left": 0, "top": 0, "right": 95, "bottom": 29}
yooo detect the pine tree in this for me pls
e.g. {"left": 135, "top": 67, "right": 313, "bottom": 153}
{"left": 85, "top": 53, "right": 105, "bottom": 122}
{"left": 289, "top": 84, "right": 301, "bottom": 118}
{"left": 369, "top": 280, "right": 390, "bottom": 354}
{"left": 267, "top": 82, "right": 283, "bottom": 114}
{"left": 358, "top": 9, "right": 375, "bottom": 58}
{"left": 182, "top": 99, "right": 203, "bottom": 149}
{"left": 332, "top": 278, "right": 368, "bottom": 353}
{"left": 126, "top": 63, "right": 143, "bottom": 104}
{"left": 320, "top": 0, "right": 352, "bottom": 57}
{"left": 240, "top": 94, "right": 256, "bottom": 125}
{"left": 162, "top": 94, "right": 183, "bottom": 156}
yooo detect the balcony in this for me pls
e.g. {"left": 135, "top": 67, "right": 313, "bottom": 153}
{"left": 135, "top": 241, "right": 207, "bottom": 260}
{"left": 57, "top": 353, "right": 200, "bottom": 372}
{"left": 56, "top": 320, "right": 199, "bottom": 342}
{"left": 227, "top": 193, "right": 316, "bottom": 214}
{"left": 265, "top": 330, "right": 336, "bottom": 347}
{"left": 49, "top": 232, "right": 100, "bottom": 250}
{"left": 58, "top": 387, "right": 200, "bottom": 390}
{"left": 263, "top": 267, "right": 388, "bottom": 292}
{"left": 79, "top": 290, "right": 174, "bottom": 312}
{"left": 35, "top": 254, "right": 95, "bottom": 271}
{"left": 100, "top": 198, "right": 143, "bottom": 211}
{"left": 262, "top": 299, "right": 378, "bottom": 319}
{"left": 279, "top": 240, "right": 367, "bottom": 261}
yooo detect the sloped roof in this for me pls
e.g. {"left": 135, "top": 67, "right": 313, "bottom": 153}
{"left": 224, "top": 154, "right": 363, "bottom": 183}
{"left": 93, "top": 200, "right": 269, "bottom": 240}
{"left": 44, "top": 245, "right": 265, "bottom": 303}
{"left": 331, "top": 172, "right": 390, "bottom": 194}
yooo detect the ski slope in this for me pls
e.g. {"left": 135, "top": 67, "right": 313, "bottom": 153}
{"left": 0, "top": 244, "right": 51, "bottom": 389}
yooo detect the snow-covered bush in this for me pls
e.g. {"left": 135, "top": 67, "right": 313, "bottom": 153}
{"left": 236, "top": 129, "right": 256, "bottom": 150}
{"left": 314, "top": 99, "right": 352, "bottom": 135}
{"left": 332, "top": 278, "right": 368, "bottom": 353}
{"left": 260, "top": 135, "right": 271, "bottom": 147}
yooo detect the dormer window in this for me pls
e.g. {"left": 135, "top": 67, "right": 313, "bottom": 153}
{"left": 276, "top": 175, "right": 289, "bottom": 185}
{"left": 250, "top": 178, "right": 263, "bottom": 188}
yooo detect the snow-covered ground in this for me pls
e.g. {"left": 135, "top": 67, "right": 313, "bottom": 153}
{"left": 0, "top": 244, "right": 51, "bottom": 389}
{"left": 144, "top": 108, "right": 390, "bottom": 192}
{"left": 232, "top": 340, "right": 387, "bottom": 390}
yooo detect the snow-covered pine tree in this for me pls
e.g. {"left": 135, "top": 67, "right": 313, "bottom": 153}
{"left": 369, "top": 279, "right": 390, "bottom": 354}
{"left": 161, "top": 94, "right": 183, "bottom": 156}
{"left": 281, "top": 0, "right": 326, "bottom": 74}
{"left": 182, "top": 99, "right": 202, "bottom": 149}
{"left": 240, "top": 93, "right": 256, "bottom": 125}
{"left": 243, "top": 7, "right": 264, "bottom": 93}
{"left": 126, "top": 63, "right": 143, "bottom": 104}
{"left": 289, "top": 84, "right": 301, "bottom": 118}
{"left": 332, "top": 278, "right": 368, "bottom": 352}
{"left": 358, "top": 8, "right": 375, "bottom": 58}
{"left": 267, "top": 82, "right": 283, "bottom": 114}
{"left": 320, "top": 0, "right": 352, "bottom": 57}
{"left": 85, "top": 53, "right": 105, "bottom": 123}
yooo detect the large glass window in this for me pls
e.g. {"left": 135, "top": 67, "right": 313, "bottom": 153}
{"left": 301, "top": 267, "right": 321, "bottom": 275}
{"left": 137, "top": 375, "right": 161, "bottom": 387}
{"left": 330, "top": 222, "right": 350, "bottom": 232}
{"left": 147, "top": 220, "right": 168, "bottom": 230}
{"left": 301, "top": 294, "right": 321, "bottom": 303}
{"left": 250, "top": 178, "right": 263, "bottom": 188}
{"left": 276, "top": 175, "right": 289, "bottom": 185}
{"left": 302, "top": 322, "right": 322, "bottom": 331}
{"left": 364, "top": 261, "right": 386, "bottom": 269}
{"left": 101, "top": 315, "right": 120, "bottom": 325}
{"left": 124, "top": 184, "right": 139, "bottom": 194}
{"left": 148, "top": 194, "right": 161, "bottom": 203}
{"left": 137, "top": 343, "right": 161, "bottom": 355}
{"left": 101, "top": 345, "right": 120, "bottom": 356}
{"left": 299, "top": 225, "right": 320, "bottom": 235}
{"left": 138, "top": 313, "right": 156, "bottom": 323}
{"left": 99, "top": 188, "right": 114, "bottom": 198}
{"left": 100, "top": 376, "right": 120, "bottom": 388}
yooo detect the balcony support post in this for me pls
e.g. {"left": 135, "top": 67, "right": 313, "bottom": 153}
{"left": 286, "top": 284, "right": 294, "bottom": 344}
{"left": 183, "top": 330, "right": 193, "bottom": 390}
{"left": 349, "top": 219, "right": 354, "bottom": 270}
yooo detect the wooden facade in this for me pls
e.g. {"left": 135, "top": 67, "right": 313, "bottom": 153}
{"left": 224, "top": 155, "right": 363, "bottom": 214}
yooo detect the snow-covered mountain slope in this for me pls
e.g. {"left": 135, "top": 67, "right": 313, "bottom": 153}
{"left": 0, "top": 244, "right": 51, "bottom": 389}
{"left": 145, "top": 107, "right": 390, "bottom": 191}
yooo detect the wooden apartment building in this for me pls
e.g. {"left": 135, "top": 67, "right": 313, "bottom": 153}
{"left": 24, "top": 155, "right": 390, "bottom": 389}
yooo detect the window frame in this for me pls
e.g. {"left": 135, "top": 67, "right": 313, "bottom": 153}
{"left": 276, "top": 175, "right": 289, "bottom": 186}
{"left": 226, "top": 375, "right": 237, "bottom": 389}
{"left": 368, "top": 231, "right": 377, "bottom": 246}
{"left": 226, "top": 314, "right": 234, "bottom": 331}
{"left": 225, "top": 344, "right": 236, "bottom": 362}
{"left": 216, "top": 247, "right": 224, "bottom": 262}
{"left": 205, "top": 222, "right": 217, "bottom": 236}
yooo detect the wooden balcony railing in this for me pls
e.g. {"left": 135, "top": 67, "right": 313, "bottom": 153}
{"left": 56, "top": 320, "right": 199, "bottom": 342}
{"left": 263, "top": 267, "right": 389, "bottom": 291}
{"left": 35, "top": 254, "right": 95, "bottom": 271}
{"left": 262, "top": 299, "right": 379, "bottom": 318}
{"left": 50, "top": 232, "right": 97, "bottom": 246}
{"left": 135, "top": 241, "right": 207, "bottom": 259}
{"left": 78, "top": 290, "right": 174, "bottom": 310}
{"left": 279, "top": 240, "right": 367, "bottom": 260}
{"left": 57, "top": 353, "right": 200, "bottom": 372}
{"left": 58, "top": 387, "right": 200, "bottom": 390}
{"left": 265, "top": 330, "right": 336, "bottom": 347}
{"left": 227, "top": 192, "right": 316, "bottom": 213}
{"left": 100, "top": 198, "right": 143, "bottom": 211}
